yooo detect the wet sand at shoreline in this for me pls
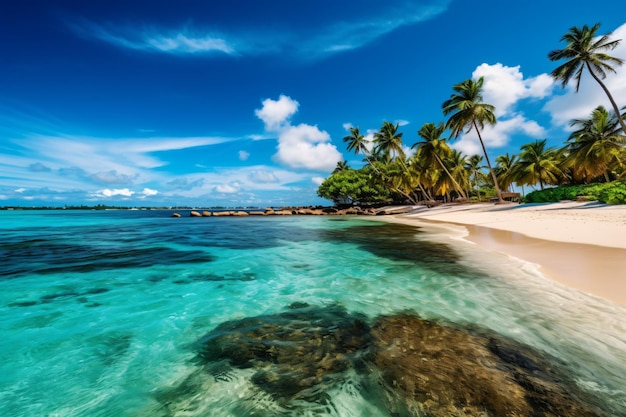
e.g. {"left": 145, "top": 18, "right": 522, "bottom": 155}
{"left": 373, "top": 202, "right": 626, "bottom": 307}
{"left": 464, "top": 224, "right": 626, "bottom": 306}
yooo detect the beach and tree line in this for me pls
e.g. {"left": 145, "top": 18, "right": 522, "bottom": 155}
{"left": 318, "top": 23, "right": 626, "bottom": 206}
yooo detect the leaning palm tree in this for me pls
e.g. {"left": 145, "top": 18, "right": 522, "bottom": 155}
{"left": 373, "top": 121, "right": 406, "bottom": 163}
{"left": 565, "top": 105, "right": 626, "bottom": 182}
{"left": 442, "top": 77, "right": 505, "bottom": 203}
{"left": 548, "top": 23, "right": 626, "bottom": 134}
{"left": 516, "top": 139, "right": 565, "bottom": 190}
{"left": 412, "top": 122, "right": 467, "bottom": 199}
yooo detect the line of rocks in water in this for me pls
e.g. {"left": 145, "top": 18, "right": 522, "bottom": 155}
{"left": 171, "top": 205, "right": 423, "bottom": 217}
{"left": 172, "top": 206, "right": 380, "bottom": 218}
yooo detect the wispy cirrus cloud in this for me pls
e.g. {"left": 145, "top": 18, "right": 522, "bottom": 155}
{"left": 69, "top": 20, "right": 237, "bottom": 56}
{"left": 0, "top": 130, "right": 239, "bottom": 201}
{"left": 67, "top": 1, "right": 451, "bottom": 60}
{"left": 0, "top": 97, "right": 334, "bottom": 206}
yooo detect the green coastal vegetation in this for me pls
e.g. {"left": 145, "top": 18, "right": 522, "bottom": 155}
{"left": 318, "top": 23, "right": 626, "bottom": 206}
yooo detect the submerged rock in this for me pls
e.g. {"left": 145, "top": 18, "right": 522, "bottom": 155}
{"left": 170, "top": 305, "right": 612, "bottom": 416}
{"left": 369, "top": 314, "right": 609, "bottom": 416}
{"left": 196, "top": 304, "right": 370, "bottom": 399}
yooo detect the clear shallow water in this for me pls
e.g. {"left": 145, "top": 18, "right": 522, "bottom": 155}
{"left": 1, "top": 210, "right": 625, "bottom": 416}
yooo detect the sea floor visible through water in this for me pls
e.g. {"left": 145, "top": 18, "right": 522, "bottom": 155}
{"left": 0, "top": 210, "right": 624, "bottom": 416}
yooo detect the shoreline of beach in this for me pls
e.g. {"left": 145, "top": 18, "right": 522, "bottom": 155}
{"left": 375, "top": 201, "right": 626, "bottom": 307}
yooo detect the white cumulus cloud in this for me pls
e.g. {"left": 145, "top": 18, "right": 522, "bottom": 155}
{"left": 255, "top": 95, "right": 299, "bottom": 131}
{"left": 274, "top": 124, "right": 342, "bottom": 171}
{"left": 473, "top": 63, "right": 553, "bottom": 117}
{"left": 141, "top": 188, "right": 158, "bottom": 197}
{"left": 256, "top": 95, "right": 342, "bottom": 171}
{"left": 311, "top": 176, "right": 325, "bottom": 186}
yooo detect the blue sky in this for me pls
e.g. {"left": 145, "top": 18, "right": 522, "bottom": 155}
{"left": 1, "top": 0, "right": 625, "bottom": 207}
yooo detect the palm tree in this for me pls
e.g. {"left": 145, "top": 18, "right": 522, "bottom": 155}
{"left": 412, "top": 122, "right": 467, "bottom": 199}
{"left": 442, "top": 77, "right": 505, "bottom": 203}
{"left": 446, "top": 149, "right": 471, "bottom": 198}
{"left": 374, "top": 160, "right": 425, "bottom": 204}
{"left": 565, "top": 105, "right": 626, "bottom": 182}
{"left": 332, "top": 160, "right": 350, "bottom": 174}
{"left": 516, "top": 139, "right": 565, "bottom": 190}
{"left": 465, "top": 154, "right": 486, "bottom": 199}
{"left": 373, "top": 121, "right": 406, "bottom": 163}
{"left": 343, "top": 127, "right": 370, "bottom": 160}
{"left": 548, "top": 23, "right": 626, "bottom": 134}
{"left": 495, "top": 153, "right": 519, "bottom": 192}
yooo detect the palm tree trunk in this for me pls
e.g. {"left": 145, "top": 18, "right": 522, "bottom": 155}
{"left": 417, "top": 183, "right": 433, "bottom": 201}
{"left": 434, "top": 154, "right": 467, "bottom": 199}
{"left": 473, "top": 120, "right": 505, "bottom": 203}
{"left": 364, "top": 155, "right": 382, "bottom": 175}
{"left": 586, "top": 62, "right": 626, "bottom": 135}
{"left": 392, "top": 187, "right": 418, "bottom": 205}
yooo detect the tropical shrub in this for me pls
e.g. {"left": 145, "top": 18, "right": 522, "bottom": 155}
{"left": 523, "top": 181, "right": 626, "bottom": 204}
{"left": 592, "top": 181, "right": 626, "bottom": 204}
{"left": 317, "top": 168, "right": 391, "bottom": 205}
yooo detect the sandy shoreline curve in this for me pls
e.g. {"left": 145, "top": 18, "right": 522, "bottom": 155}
{"left": 375, "top": 201, "right": 626, "bottom": 307}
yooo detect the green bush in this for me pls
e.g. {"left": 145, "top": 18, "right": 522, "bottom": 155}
{"left": 523, "top": 181, "right": 626, "bottom": 204}
{"left": 596, "top": 182, "right": 626, "bottom": 204}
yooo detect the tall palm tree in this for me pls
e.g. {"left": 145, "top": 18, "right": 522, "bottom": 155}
{"left": 412, "top": 122, "right": 467, "bottom": 199}
{"left": 442, "top": 77, "right": 505, "bottom": 203}
{"left": 565, "top": 105, "right": 626, "bottom": 182}
{"left": 373, "top": 121, "right": 406, "bottom": 163}
{"left": 495, "top": 153, "right": 519, "bottom": 192}
{"left": 516, "top": 139, "right": 565, "bottom": 190}
{"left": 548, "top": 23, "right": 626, "bottom": 134}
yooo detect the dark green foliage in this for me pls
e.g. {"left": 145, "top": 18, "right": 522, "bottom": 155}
{"left": 317, "top": 167, "right": 391, "bottom": 204}
{"left": 524, "top": 181, "right": 626, "bottom": 204}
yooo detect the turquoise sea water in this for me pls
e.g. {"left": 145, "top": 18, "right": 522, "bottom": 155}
{"left": 1, "top": 210, "right": 625, "bottom": 416}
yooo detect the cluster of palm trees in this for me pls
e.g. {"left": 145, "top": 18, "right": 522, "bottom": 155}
{"left": 325, "top": 23, "right": 626, "bottom": 205}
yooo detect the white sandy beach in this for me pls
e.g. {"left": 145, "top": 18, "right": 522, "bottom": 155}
{"left": 380, "top": 201, "right": 626, "bottom": 306}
